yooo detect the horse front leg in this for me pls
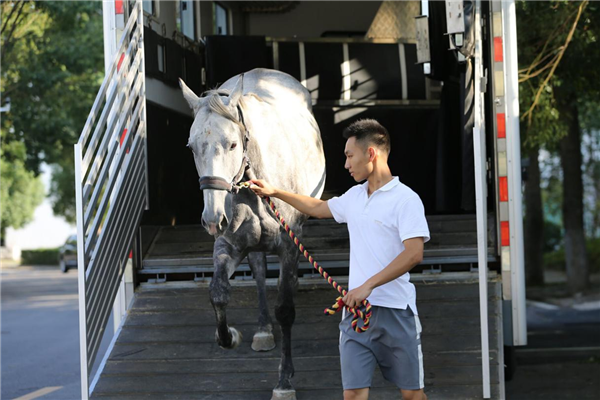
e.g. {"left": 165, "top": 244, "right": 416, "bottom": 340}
{"left": 272, "top": 240, "right": 300, "bottom": 400}
{"left": 210, "top": 236, "right": 247, "bottom": 349}
{"left": 248, "top": 251, "right": 276, "bottom": 351}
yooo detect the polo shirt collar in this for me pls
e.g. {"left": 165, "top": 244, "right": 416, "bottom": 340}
{"left": 362, "top": 176, "right": 400, "bottom": 193}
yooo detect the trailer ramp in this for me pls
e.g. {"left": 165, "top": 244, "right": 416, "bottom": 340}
{"left": 90, "top": 274, "right": 503, "bottom": 399}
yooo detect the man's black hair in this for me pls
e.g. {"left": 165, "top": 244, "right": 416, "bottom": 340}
{"left": 342, "top": 119, "right": 391, "bottom": 155}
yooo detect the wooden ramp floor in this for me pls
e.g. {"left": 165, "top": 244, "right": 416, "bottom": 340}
{"left": 91, "top": 274, "right": 503, "bottom": 399}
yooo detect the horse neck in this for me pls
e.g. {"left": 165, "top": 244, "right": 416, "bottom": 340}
{"left": 241, "top": 101, "right": 280, "bottom": 184}
{"left": 241, "top": 93, "right": 319, "bottom": 198}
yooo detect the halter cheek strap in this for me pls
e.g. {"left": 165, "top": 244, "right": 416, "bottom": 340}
{"left": 198, "top": 82, "right": 251, "bottom": 194}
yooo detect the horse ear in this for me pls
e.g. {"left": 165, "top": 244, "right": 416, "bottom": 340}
{"left": 228, "top": 75, "right": 244, "bottom": 108}
{"left": 179, "top": 78, "right": 201, "bottom": 114}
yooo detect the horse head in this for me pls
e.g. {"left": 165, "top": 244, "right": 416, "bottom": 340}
{"left": 180, "top": 76, "right": 248, "bottom": 236}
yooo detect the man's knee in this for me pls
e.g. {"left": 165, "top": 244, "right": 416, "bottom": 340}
{"left": 401, "top": 388, "right": 427, "bottom": 400}
{"left": 344, "top": 388, "right": 369, "bottom": 400}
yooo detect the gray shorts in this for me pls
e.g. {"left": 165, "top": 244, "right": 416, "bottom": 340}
{"left": 339, "top": 305, "right": 424, "bottom": 391}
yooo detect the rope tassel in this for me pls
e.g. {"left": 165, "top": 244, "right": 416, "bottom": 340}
{"left": 236, "top": 182, "right": 373, "bottom": 333}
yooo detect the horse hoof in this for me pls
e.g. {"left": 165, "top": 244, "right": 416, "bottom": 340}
{"left": 271, "top": 389, "right": 296, "bottom": 400}
{"left": 216, "top": 327, "right": 243, "bottom": 350}
{"left": 252, "top": 332, "right": 276, "bottom": 352}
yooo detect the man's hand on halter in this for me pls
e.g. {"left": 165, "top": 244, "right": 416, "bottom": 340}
{"left": 249, "top": 179, "right": 277, "bottom": 198}
{"left": 342, "top": 283, "right": 374, "bottom": 309}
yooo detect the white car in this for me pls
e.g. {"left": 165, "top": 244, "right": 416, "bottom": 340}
{"left": 58, "top": 235, "right": 78, "bottom": 273}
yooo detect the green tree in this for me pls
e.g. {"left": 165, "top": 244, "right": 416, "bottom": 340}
{"left": 579, "top": 101, "right": 600, "bottom": 239}
{"left": 49, "top": 153, "right": 75, "bottom": 223}
{"left": 517, "top": 1, "right": 567, "bottom": 287}
{"left": 0, "top": 140, "right": 44, "bottom": 240}
{"left": 517, "top": 0, "right": 599, "bottom": 293}
{"left": 1, "top": 1, "right": 104, "bottom": 228}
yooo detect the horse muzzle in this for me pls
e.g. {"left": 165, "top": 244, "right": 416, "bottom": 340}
{"left": 202, "top": 214, "right": 228, "bottom": 236}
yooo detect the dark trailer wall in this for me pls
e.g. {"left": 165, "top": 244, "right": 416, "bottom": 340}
{"left": 140, "top": 1, "right": 499, "bottom": 275}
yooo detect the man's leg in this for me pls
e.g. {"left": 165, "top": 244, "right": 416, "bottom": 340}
{"left": 401, "top": 388, "right": 427, "bottom": 400}
{"left": 339, "top": 309, "right": 378, "bottom": 399}
{"left": 373, "top": 307, "right": 426, "bottom": 399}
{"left": 344, "top": 388, "right": 369, "bottom": 400}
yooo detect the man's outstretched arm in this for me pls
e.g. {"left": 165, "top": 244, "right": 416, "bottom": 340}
{"left": 249, "top": 179, "right": 333, "bottom": 219}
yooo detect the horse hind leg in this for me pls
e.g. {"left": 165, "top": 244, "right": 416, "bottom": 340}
{"left": 248, "top": 251, "right": 276, "bottom": 352}
{"left": 271, "top": 241, "right": 300, "bottom": 400}
{"left": 210, "top": 237, "right": 246, "bottom": 350}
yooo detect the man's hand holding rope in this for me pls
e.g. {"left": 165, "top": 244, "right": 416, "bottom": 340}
{"left": 342, "top": 283, "right": 374, "bottom": 309}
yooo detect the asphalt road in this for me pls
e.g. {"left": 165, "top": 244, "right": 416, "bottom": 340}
{"left": 505, "top": 298, "right": 600, "bottom": 399}
{"left": 1, "top": 265, "right": 113, "bottom": 400}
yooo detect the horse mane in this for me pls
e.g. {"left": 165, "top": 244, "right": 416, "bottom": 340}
{"left": 201, "top": 89, "right": 245, "bottom": 129}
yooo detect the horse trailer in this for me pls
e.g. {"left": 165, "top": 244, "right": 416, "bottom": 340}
{"left": 75, "top": 1, "right": 526, "bottom": 398}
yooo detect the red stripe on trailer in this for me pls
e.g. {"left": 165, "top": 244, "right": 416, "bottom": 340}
{"left": 501, "top": 221, "right": 510, "bottom": 247}
{"left": 116, "top": 0, "right": 124, "bottom": 14}
{"left": 120, "top": 128, "right": 127, "bottom": 147}
{"left": 120, "top": 128, "right": 131, "bottom": 154}
{"left": 129, "top": 250, "right": 133, "bottom": 259}
{"left": 117, "top": 53, "right": 125, "bottom": 72}
{"left": 499, "top": 177, "right": 508, "bottom": 201}
{"left": 497, "top": 113, "right": 506, "bottom": 138}
{"left": 494, "top": 37, "right": 503, "bottom": 62}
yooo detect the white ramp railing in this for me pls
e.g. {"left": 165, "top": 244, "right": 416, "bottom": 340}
{"left": 74, "top": 2, "right": 147, "bottom": 399}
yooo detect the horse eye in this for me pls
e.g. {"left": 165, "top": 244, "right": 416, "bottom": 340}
{"left": 230, "top": 143, "right": 237, "bottom": 150}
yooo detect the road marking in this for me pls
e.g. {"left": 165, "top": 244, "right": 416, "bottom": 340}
{"left": 13, "top": 386, "right": 62, "bottom": 400}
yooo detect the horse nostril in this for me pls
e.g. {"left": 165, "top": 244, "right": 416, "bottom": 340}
{"left": 220, "top": 215, "right": 228, "bottom": 230}
{"left": 201, "top": 218, "right": 208, "bottom": 229}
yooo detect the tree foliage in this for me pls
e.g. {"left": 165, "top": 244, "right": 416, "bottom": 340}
{"left": 1, "top": 1, "right": 104, "bottom": 226}
{"left": 0, "top": 140, "right": 44, "bottom": 237}
{"left": 517, "top": 0, "right": 599, "bottom": 150}
{"left": 517, "top": 1, "right": 599, "bottom": 291}
{"left": 517, "top": 0, "right": 600, "bottom": 225}
{"left": 579, "top": 101, "right": 600, "bottom": 238}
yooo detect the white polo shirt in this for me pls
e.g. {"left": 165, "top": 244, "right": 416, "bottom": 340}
{"left": 327, "top": 177, "right": 430, "bottom": 314}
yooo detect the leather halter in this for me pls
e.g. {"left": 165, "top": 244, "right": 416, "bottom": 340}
{"left": 198, "top": 84, "right": 251, "bottom": 194}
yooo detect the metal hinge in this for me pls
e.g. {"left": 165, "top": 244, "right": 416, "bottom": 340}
{"left": 423, "top": 265, "right": 442, "bottom": 274}
{"left": 194, "top": 273, "right": 207, "bottom": 282}
{"left": 148, "top": 273, "right": 167, "bottom": 284}
{"left": 234, "top": 270, "right": 254, "bottom": 281}
{"left": 481, "top": 68, "right": 488, "bottom": 93}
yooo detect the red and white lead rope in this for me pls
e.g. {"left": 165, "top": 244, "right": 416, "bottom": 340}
{"left": 238, "top": 181, "right": 372, "bottom": 333}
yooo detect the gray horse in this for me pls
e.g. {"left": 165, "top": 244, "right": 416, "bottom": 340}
{"left": 180, "top": 68, "right": 326, "bottom": 399}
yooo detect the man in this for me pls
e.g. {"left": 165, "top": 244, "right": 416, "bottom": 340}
{"left": 250, "top": 119, "right": 429, "bottom": 400}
